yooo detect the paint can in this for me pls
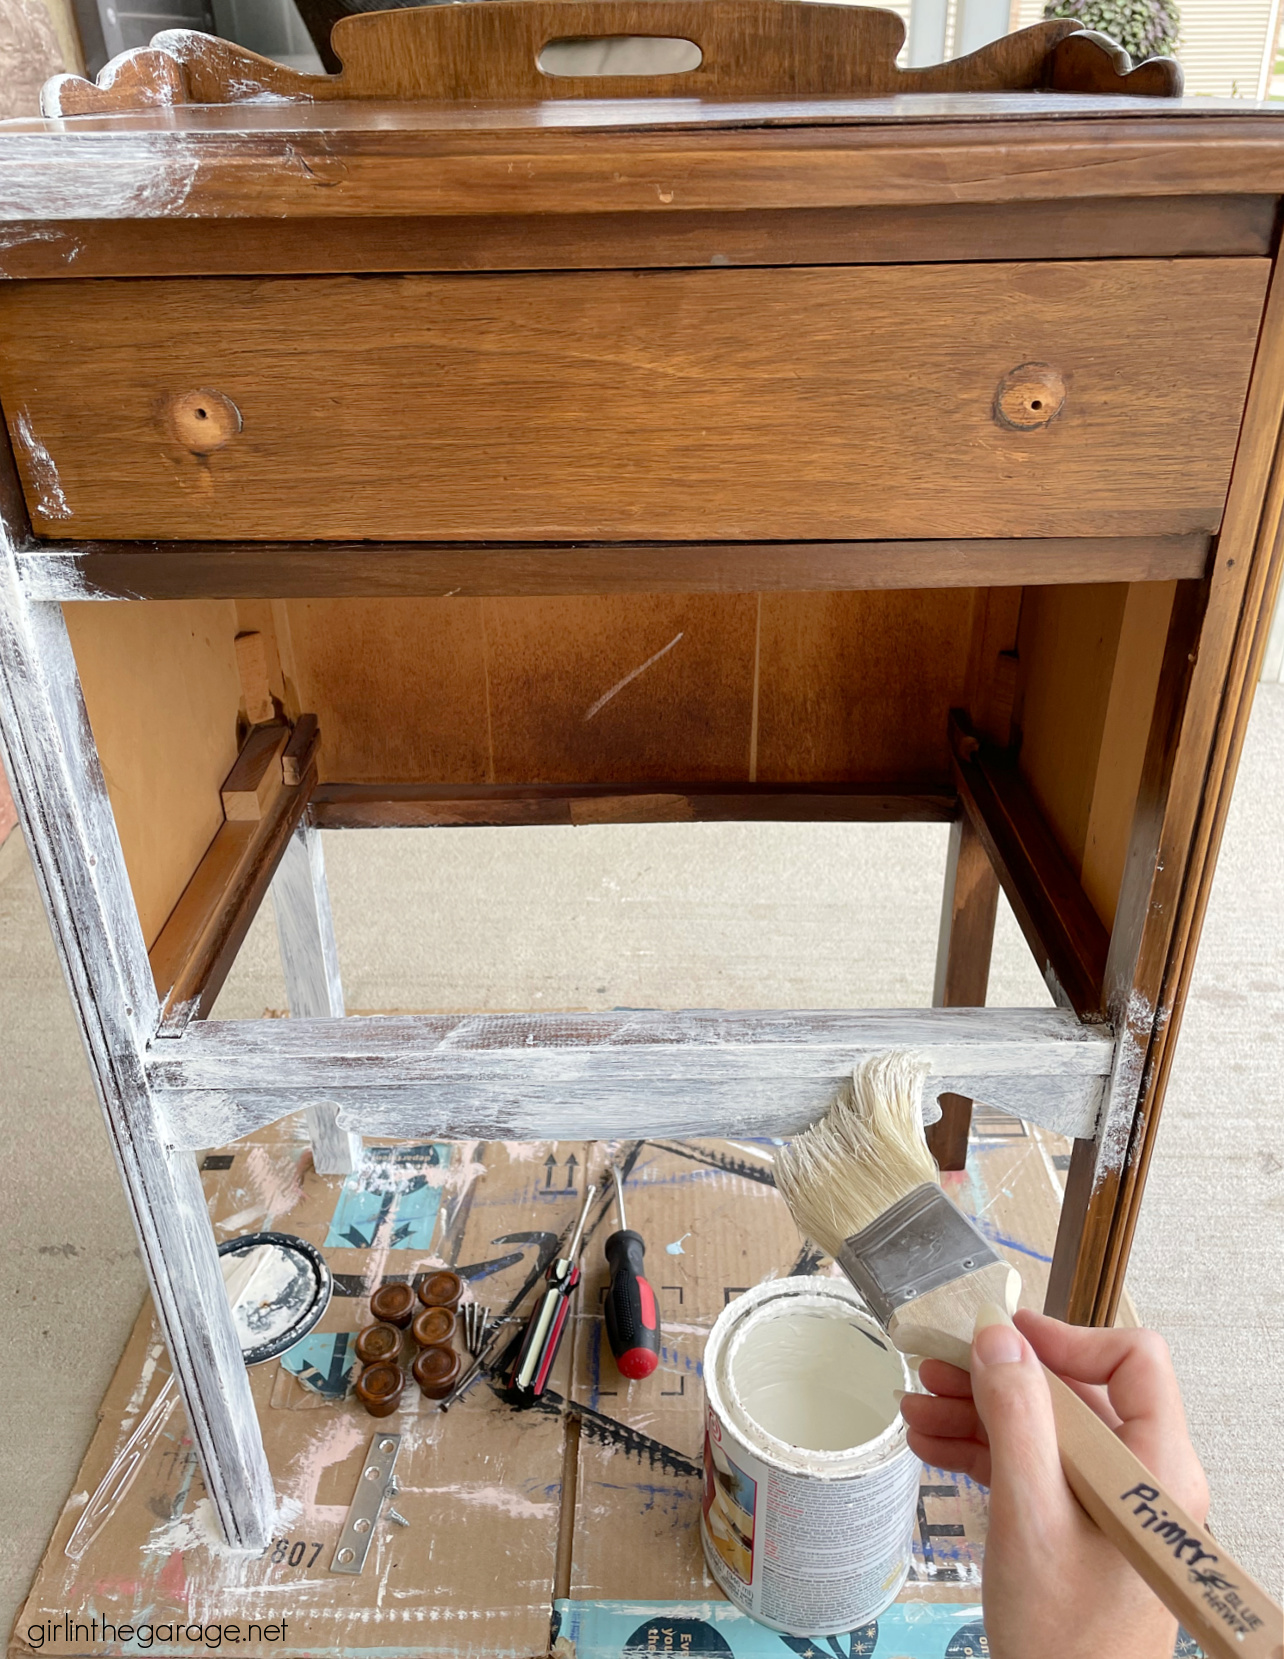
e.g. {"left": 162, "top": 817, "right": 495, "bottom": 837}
{"left": 701, "top": 1276, "right": 920, "bottom": 1637}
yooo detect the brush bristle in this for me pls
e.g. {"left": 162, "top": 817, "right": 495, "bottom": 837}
{"left": 775, "top": 1052, "right": 939, "bottom": 1257}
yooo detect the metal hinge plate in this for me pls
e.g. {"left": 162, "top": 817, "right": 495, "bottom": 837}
{"left": 330, "top": 1431, "right": 401, "bottom": 1575}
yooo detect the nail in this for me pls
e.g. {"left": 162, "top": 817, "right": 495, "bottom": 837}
{"left": 972, "top": 1301, "right": 1023, "bottom": 1365}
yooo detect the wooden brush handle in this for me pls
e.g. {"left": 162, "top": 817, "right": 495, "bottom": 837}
{"left": 889, "top": 1279, "right": 1281, "bottom": 1657}
{"left": 1044, "top": 1370, "right": 1281, "bottom": 1659}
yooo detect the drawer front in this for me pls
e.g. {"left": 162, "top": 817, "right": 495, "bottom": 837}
{"left": 0, "top": 261, "right": 1266, "bottom": 542}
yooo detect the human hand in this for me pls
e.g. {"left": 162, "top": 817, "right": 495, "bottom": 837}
{"left": 899, "top": 1307, "right": 1210, "bottom": 1659}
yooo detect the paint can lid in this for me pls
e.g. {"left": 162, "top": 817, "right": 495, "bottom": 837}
{"left": 417, "top": 1270, "right": 463, "bottom": 1311}
{"left": 217, "top": 1231, "right": 332, "bottom": 1367}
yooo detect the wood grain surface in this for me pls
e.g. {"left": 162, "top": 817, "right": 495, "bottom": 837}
{"left": 1079, "top": 582, "right": 1177, "bottom": 931}
{"left": 16, "top": 535, "right": 1212, "bottom": 603}
{"left": 148, "top": 758, "right": 315, "bottom": 1025}
{"left": 219, "top": 720, "right": 288, "bottom": 820}
{"left": 272, "top": 590, "right": 972, "bottom": 787}
{"left": 1017, "top": 579, "right": 1177, "bottom": 932}
{"left": 950, "top": 713, "right": 1111, "bottom": 1021}
{"left": 1016, "top": 583, "right": 1132, "bottom": 880}
{"left": 308, "top": 780, "right": 956, "bottom": 827}
{"left": 2, "top": 110, "right": 1284, "bottom": 224}
{"left": 928, "top": 813, "right": 1000, "bottom": 1169}
{"left": 1047, "top": 31, "right": 1181, "bottom": 98}
{"left": 62, "top": 597, "right": 243, "bottom": 948}
{"left": 0, "top": 198, "right": 1272, "bottom": 281}
{"left": 753, "top": 589, "right": 973, "bottom": 782}
{"left": 45, "top": 9, "right": 1087, "bottom": 112}
{"left": 0, "top": 261, "right": 1266, "bottom": 541}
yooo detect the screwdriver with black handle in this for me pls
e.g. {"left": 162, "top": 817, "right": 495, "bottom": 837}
{"left": 603, "top": 1163, "right": 661, "bottom": 1380}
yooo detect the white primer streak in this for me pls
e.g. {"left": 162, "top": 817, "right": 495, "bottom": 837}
{"left": 216, "top": 1203, "right": 269, "bottom": 1232}
{"left": 0, "top": 143, "right": 200, "bottom": 221}
{"left": 435, "top": 1483, "right": 556, "bottom": 1519}
{"left": 156, "top": 1005, "right": 1115, "bottom": 1149}
{"left": 583, "top": 631, "right": 684, "bottom": 721}
{"left": 14, "top": 412, "right": 70, "bottom": 520}
{"left": 142, "top": 1496, "right": 255, "bottom": 1560}
{"left": 1092, "top": 987, "right": 1160, "bottom": 1191}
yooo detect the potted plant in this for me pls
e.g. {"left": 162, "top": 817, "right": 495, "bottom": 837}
{"left": 1043, "top": 0, "right": 1181, "bottom": 61}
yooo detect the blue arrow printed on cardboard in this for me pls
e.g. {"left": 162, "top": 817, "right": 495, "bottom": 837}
{"left": 323, "top": 1143, "right": 451, "bottom": 1250}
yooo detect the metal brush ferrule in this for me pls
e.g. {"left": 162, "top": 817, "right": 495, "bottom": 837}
{"left": 836, "top": 1182, "right": 1003, "bottom": 1328}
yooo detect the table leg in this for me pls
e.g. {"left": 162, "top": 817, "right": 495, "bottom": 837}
{"left": 1047, "top": 264, "right": 1284, "bottom": 1321}
{"left": 0, "top": 515, "right": 274, "bottom": 1550}
{"left": 928, "top": 813, "right": 1000, "bottom": 1170}
{"left": 271, "top": 819, "right": 361, "bottom": 1174}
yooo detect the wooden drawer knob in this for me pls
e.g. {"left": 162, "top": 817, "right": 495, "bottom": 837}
{"left": 370, "top": 1281, "right": 416, "bottom": 1328}
{"left": 354, "top": 1360, "right": 405, "bottom": 1417}
{"left": 354, "top": 1322, "right": 403, "bottom": 1365}
{"left": 412, "top": 1305, "right": 457, "bottom": 1349}
{"left": 412, "top": 1344, "right": 461, "bottom": 1400}
{"left": 167, "top": 388, "right": 241, "bottom": 454}
{"left": 417, "top": 1269, "right": 463, "bottom": 1310}
{"left": 994, "top": 363, "right": 1066, "bottom": 430}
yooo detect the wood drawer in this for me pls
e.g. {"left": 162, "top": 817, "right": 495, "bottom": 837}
{"left": 0, "top": 260, "right": 1267, "bottom": 542}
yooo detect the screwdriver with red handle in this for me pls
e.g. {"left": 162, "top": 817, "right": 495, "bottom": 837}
{"left": 603, "top": 1163, "right": 661, "bottom": 1380}
{"left": 505, "top": 1182, "right": 597, "bottom": 1409}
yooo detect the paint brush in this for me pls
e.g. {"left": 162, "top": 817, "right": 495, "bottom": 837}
{"left": 775, "top": 1053, "right": 1282, "bottom": 1659}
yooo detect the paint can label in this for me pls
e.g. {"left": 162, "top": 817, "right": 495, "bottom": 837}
{"left": 700, "top": 1278, "right": 922, "bottom": 1638}
{"left": 702, "top": 1405, "right": 919, "bottom": 1634}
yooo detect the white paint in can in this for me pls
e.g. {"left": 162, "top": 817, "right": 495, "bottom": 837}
{"left": 701, "top": 1276, "right": 920, "bottom": 1637}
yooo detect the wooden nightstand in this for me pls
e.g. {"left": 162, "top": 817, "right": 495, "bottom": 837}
{"left": 0, "top": 3, "right": 1280, "bottom": 1549}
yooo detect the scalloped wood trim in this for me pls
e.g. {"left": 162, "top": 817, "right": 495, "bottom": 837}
{"left": 1049, "top": 30, "right": 1183, "bottom": 99}
{"left": 41, "top": 46, "right": 189, "bottom": 118}
{"left": 36, "top": 5, "right": 1181, "bottom": 115}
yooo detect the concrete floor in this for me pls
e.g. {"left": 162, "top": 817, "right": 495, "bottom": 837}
{"left": 1, "top": 687, "right": 1281, "bottom": 1633}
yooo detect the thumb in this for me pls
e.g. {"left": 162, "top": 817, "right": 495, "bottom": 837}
{"left": 970, "top": 1304, "right": 1068, "bottom": 1525}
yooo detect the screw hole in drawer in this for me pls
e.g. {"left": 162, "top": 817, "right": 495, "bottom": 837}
{"left": 994, "top": 362, "right": 1066, "bottom": 431}
{"left": 166, "top": 387, "right": 242, "bottom": 456}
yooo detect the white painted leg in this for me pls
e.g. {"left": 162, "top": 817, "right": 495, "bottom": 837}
{"left": 0, "top": 510, "right": 274, "bottom": 1549}
{"left": 271, "top": 820, "right": 361, "bottom": 1174}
